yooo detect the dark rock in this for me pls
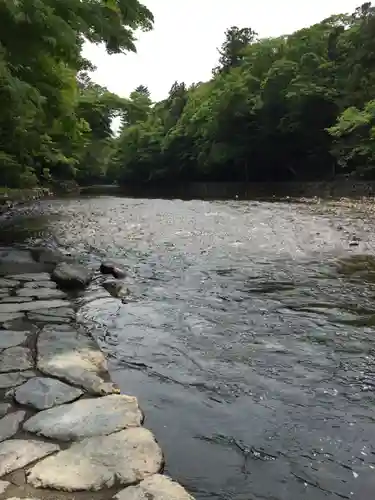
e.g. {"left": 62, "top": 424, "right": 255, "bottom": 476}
{"left": 52, "top": 263, "right": 93, "bottom": 289}
{"left": 100, "top": 261, "right": 126, "bottom": 279}
{"left": 0, "top": 250, "right": 47, "bottom": 276}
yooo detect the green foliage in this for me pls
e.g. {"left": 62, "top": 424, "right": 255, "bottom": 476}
{"left": 110, "top": 2, "right": 375, "bottom": 185}
{"left": 0, "top": 0, "right": 153, "bottom": 188}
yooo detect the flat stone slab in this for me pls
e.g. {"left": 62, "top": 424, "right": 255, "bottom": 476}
{"left": 0, "top": 371, "right": 36, "bottom": 389}
{"left": 7, "top": 273, "right": 51, "bottom": 281}
{"left": 0, "top": 299, "right": 68, "bottom": 314}
{"left": 114, "top": 475, "right": 194, "bottom": 500}
{"left": 0, "top": 346, "right": 33, "bottom": 372}
{"left": 24, "top": 394, "right": 142, "bottom": 440}
{"left": 27, "top": 427, "right": 163, "bottom": 491}
{"left": 0, "top": 411, "right": 26, "bottom": 442}
{"left": 0, "top": 279, "right": 17, "bottom": 288}
{"left": 0, "top": 480, "right": 10, "bottom": 493}
{"left": 24, "top": 281, "right": 57, "bottom": 289}
{"left": 0, "top": 330, "right": 29, "bottom": 349}
{"left": 0, "top": 312, "right": 25, "bottom": 324}
{"left": 15, "top": 377, "right": 83, "bottom": 410}
{"left": 0, "top": 404, "right": 11, "bottom": 417}
{"left": 17, "top": 288, "right": 67, "bottom": 300}
{"left": 1, "top": 297, "right": 33, "bottom": 303}
{"left": 37, "top": 326, "right": 117, "bottom": 395}
{"left": 0, "top": 439, "right": 59, "bottom": 477}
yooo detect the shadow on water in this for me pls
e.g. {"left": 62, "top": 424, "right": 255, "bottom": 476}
{"left": 2, "top": 196, "right": 375, "bottom": 500}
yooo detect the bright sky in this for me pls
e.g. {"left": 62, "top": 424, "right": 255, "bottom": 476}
{"left": 83, "top": 0, "right": 361, "bottom": 102}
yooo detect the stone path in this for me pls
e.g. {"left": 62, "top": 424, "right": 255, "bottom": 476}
{"left": 0, "top": 248, "right": 194, "bottom": 500}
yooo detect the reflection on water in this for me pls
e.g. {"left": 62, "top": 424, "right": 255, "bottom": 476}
{"left": 2, "top": 196, "right": 375, "bottom": 500}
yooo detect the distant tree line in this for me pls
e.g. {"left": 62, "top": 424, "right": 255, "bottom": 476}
{"left": 110, "top": 2, "right": 375, "bottom": 184}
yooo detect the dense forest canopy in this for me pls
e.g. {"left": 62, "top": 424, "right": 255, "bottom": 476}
{"left": 1, "top": 2, "right": 375, "bottom": 188}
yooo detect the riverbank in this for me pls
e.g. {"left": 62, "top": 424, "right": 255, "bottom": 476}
{"left": 0, "top": 188, "right": 54, "bottom": 215}
{"left": 0, "top": 246, "right": 193, "bottom": 500}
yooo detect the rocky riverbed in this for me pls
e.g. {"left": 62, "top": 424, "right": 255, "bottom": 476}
{"left": 0, "top": 247, "right": 193, "bottom": 500}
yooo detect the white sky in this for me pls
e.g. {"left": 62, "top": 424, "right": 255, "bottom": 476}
{"left": 83, "top": 0, "right": 361, "bottom": 102}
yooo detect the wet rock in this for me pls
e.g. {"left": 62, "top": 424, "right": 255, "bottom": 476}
{"left": 0, "top": 439, "right": 59, "bottom": 477}
{"left": 0, "top": 480, "right": 10, "bottom": 493}
{"left": 0, "top": 312, "right": 25, "bottom": 323}
{"left": 7, "top": 273, "right": 51, "bottom": 282}
{"left": 0, "top": 371, "right": 36, "bottom": 389}
{"left": 0, "top": 346, "right": 33, "bottom": 372}
{"left": 37, "top": 326, "right": 117, "bottom": 394}
{"left": 27, "top": 428, "right": 163, "bottom": 491}
{"left": 17, "top": 288, "right": 67, "bottom": 300}
{"left": 24, "top": 394, "right": 142, "bottom": 440}
{"left": 15, "top": 377, "right": 83, "bottom": 410}
{"left": 0, "top": 299, "right": 68, "bottom": 314}
{"left": 0, "top": 404, "right": 11, "bottom": 417}
{"left": 114, "top": 474, "right": 195, "bottom": 500}
{"left": 0, "top": 330, "right": 29, "bottom": 349}
{"left": 102, "top": 280, "right": 130, "bottom": 299}
{"left": 100, "top": 262, "right": 126, "bottom": 279}
{"left": 0, "top": 411, "right": 26, "bottom": 442}
{"left": 52, "top": 262, "right": 93, "bottom": 289}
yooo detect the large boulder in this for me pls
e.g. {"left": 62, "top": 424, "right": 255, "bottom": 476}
{"left": 52, "top": 262, "right": 93, "bottom": 289}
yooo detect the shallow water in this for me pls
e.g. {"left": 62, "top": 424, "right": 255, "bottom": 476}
{"left": 2, "top": 196, "right": 375, "bottom": 499}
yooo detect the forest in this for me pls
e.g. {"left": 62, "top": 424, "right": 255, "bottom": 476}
{"left": 1, "top": 1, "right": 375, "bottom": 188}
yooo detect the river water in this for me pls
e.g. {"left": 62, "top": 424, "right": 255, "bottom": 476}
{"left": 1, "top": 196, "right": 375, "bottom": 500}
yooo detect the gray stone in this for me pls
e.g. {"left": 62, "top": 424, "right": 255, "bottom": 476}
{"left": 0, "top": 411, "right": 26, "bottom": 442}
{"left": 17, "top": 288, "right": 67, "bottom": 300}
{"left": 0, "top": 279, "right": 17, "bottom": 288}
{"left": 37, "top": 326, "right": 117, "bottom": 395}
{"left": 15, "top": 377, "right": 83, "bottom": 410}
{"left": 0, "top": 330, "right": 28, "bottom": 348}
{"left": 1, "top": 297, "right": 33, "bottom": 303}
{"left": 0, "top": 404, "right": 11, "bottom": 417}
{"left": 103, "top": 280, "right": 130, "bottom": 299}
{"left": 0, "top": 371, "right": 36, "bottom": 389}
{"left": 0, "top": 346, "right": 33, "bottom": 372}
{"left": 52, "top": 263, "right": 93, "bottom": 289}
{"left": 0, "top": 250, "right": 34, "bottom": 265}
{"left": 0, "top": 480, "right": 10, "bottom": 493}
{"left": 24, "top": 281, "right": 57, "bottom": 289}
{"left": 0, "top": 299, "right": 68, "bottom": 314}
{"left": 0, "top": 439, "right": 59, "bottom": 477}
{"left": 114, "top": 475, "right": 195, "bottom": 500}
{"left": 0, "top": 312, "right": 25, "bottom": 323}
{"left": 8, "top": 273, "right": 51, "bottom": 281}
{"left": 27, "top": 428, "right": 163, "bottom": 491}
{"left": 24, "top": 394, "right": 141, "bottom": 440}
{"left": 29, "top": 307, "right": 75, "bottom": 318}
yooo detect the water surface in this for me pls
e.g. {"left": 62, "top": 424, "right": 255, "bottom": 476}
{"left": 1, "top": 196, "right": 375, "bottom": 500}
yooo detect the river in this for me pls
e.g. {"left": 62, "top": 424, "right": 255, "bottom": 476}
{"left": 1, "top": 195, "right": 375, "bottom": 500}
